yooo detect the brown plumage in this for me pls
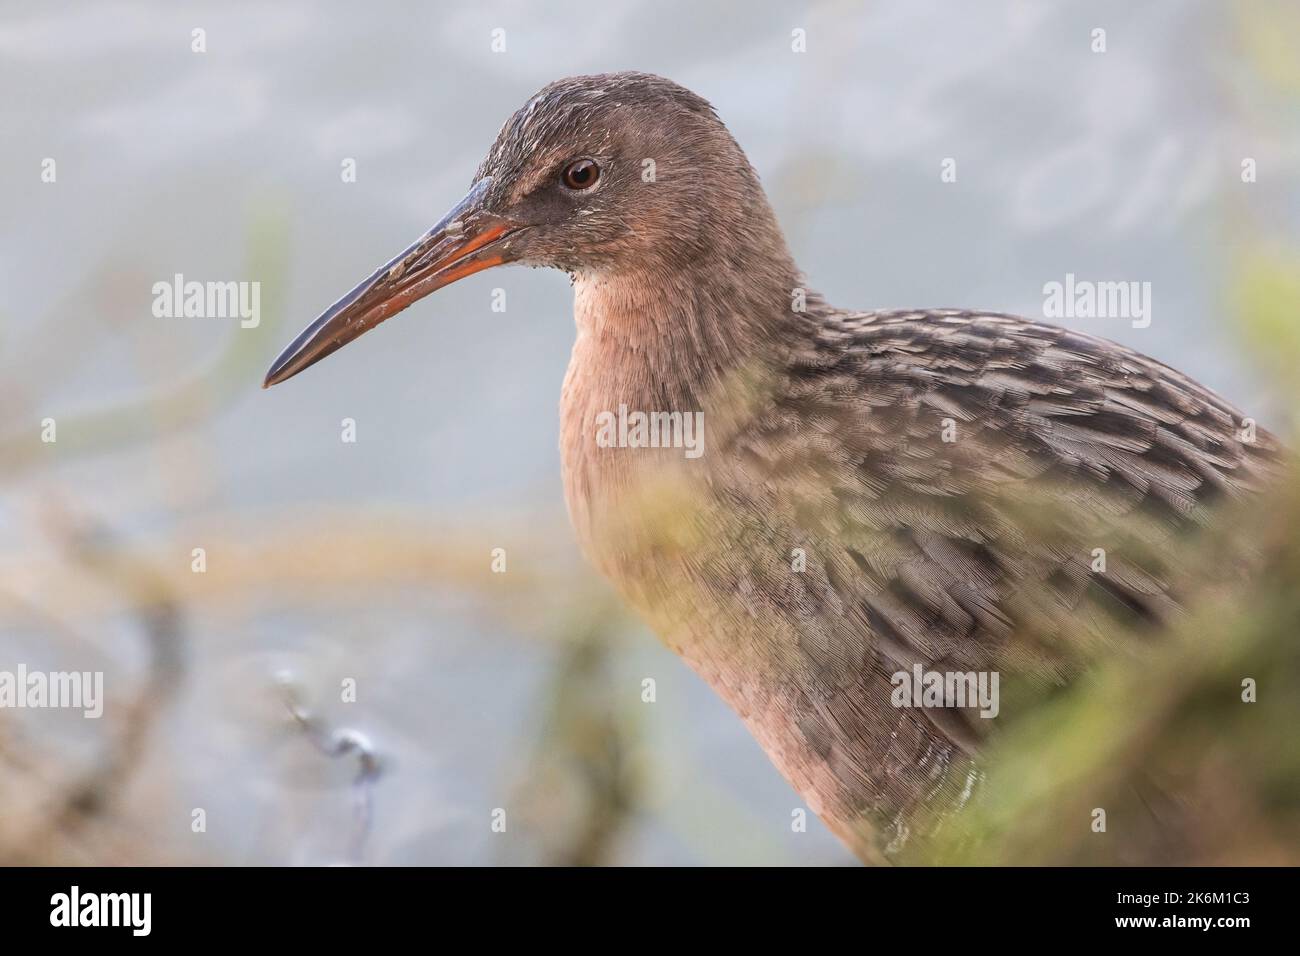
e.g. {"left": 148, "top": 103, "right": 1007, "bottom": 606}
{"left": 266, "top": 72, "right": 1283, "bottom": 862}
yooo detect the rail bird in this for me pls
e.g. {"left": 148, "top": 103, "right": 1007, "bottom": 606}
{"left": 265, "top": 72, "right": 1281, "bottom": 863}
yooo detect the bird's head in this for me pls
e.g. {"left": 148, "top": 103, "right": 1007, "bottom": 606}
{"left": 264, "top": 72, "right": 767, "bottom": 388}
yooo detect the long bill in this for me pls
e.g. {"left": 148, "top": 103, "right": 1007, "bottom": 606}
{"left": 263, "top": 177, "right": 519, "bottom": 387}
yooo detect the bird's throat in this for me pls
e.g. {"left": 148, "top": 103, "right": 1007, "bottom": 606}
{"left": 558, "top": 247, "right": 815, "bottom": 572}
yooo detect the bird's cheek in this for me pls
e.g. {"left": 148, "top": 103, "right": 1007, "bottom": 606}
{"left": 510, "top": 233, "right": 574, "bottom": 271}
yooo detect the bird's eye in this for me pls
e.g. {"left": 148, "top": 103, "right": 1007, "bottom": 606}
{"left": 561, "top": 159, "right": 600, "bottom": 190}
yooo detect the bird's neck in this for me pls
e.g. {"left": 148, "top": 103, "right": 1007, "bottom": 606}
{"left": 568, "top": 208, "right": 816, "bottom": 406}
{"left": 559, "top": 217, "right": 821, "bottom": 565}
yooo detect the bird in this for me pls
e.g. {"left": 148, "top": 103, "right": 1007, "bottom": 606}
{"left": 265, "top": 72, "right": 1282, "bottom": 863}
